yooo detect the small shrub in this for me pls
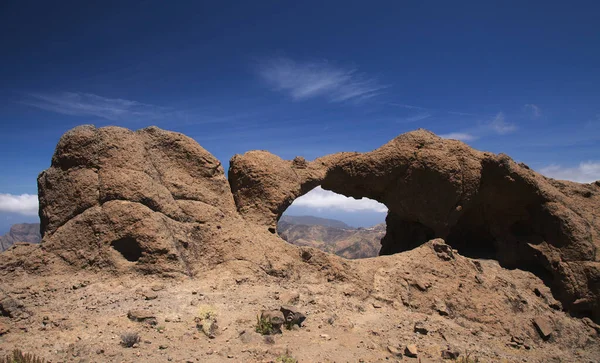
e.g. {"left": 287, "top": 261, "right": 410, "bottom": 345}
{"left": 0, "top": 349, "right": 46, "bottom": 363}
{"left": 276, "top": 350, "right": 297, "bottom": 363}
{"left": 455, "top": 351, "right": 479, "bottom": 363}
{"left": 120, "top": 332, "right": 140, "bottom": 348}
{"left": 197, "top": 305, "right": 217, "bottom": 320}
{"left": 255, "top": 315, "right": 274, "bottom": 335}
{"left": 196, "top": 305, "right": 218, "bottom": 338}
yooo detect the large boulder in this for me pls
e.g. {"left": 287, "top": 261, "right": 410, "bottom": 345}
{"left": 37, "top": 125, "right": 295, "bottom": 276}
{"left": 229, "top": 129, "right": 600, "bottom": 321}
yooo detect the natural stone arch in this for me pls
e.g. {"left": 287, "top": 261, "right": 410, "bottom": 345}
{"left": 229, "top": 129, "right": 600, "bottom": 321}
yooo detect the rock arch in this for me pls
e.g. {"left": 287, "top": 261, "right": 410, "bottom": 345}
{"left": 229, "top": 129, "right": 600, "bottom": 320}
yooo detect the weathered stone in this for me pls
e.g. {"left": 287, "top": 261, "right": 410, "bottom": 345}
{"left": 432, "top": 240, "right": 454, "bottom": 261}
{"left": 280, "top": 305, "right": 306, "bottom": 327}
{"left": 0, "top": 290, "right": 29, "bottom": 319}
{"left": 533, "top": 317, "right": 553, "bottom": 340}
{"left": 583, "top": 317, "right": 600, "bottom": 334}
{"left": 441, "top": 349, "right": 459, "bottom": 359}
{"left": 405, "top": 344, "right": 418, "bottom": 358}
{"left": 143, "top": 292, "right": 158, "bottom": 301}
{"left": 387, "top": 345, "right": 402, "bottom": 357}
{"left": 413, "top": 321, "right": 428, "bottom": 335}
{"left": 196, "top": 316, "right": 218, "bottom": 339}
{"left": 127, "top": 310, "right": 157, "bottom": 326}
{"left": 412, "top": 280, "right": 429, "bottom": 292}
{"left": 434, "top": 299, "right": 450, "bottom": 316}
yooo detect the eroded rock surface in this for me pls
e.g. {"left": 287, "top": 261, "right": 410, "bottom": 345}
{"left": 4, "top": 125, "right": 596, "bottom": 323}
{"left": 36, "top": 125, "right": 297, "bottom": 277}
{"left": 229, "top": 129, "right": 600, "bottom": 321}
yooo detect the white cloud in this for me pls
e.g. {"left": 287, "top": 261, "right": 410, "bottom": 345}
{"left": 539, "top": 162, "right": 600, "bottom": 183}
{"left": 388, "top": 103, "right": 428, "bottom": 111}
{"left": 525, "top": 104, "right": 541, "bottom": 118}
{"left": 399, "top": 113, "right": 432, "bottom": 123}
{"left": 257, "top": 57, "right": 387, "bottom": 103}
{"left": 0, "top": 194, "right": 38, "bottom": 216}
{"left": 292, "top": 187, "right": 387, "bottom": 213}
{"left": 439, "top": 132, "right": 477, "bottom": 141}
{"left": 23, "top": 92, "right": 169, "bottom": 121}
{"left": 488, "top": 112, "right": 516, "bottom": 134}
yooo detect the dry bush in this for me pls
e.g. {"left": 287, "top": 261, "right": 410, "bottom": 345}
{"left": 0, "top": 349, "right": 46, "bottom": 363}
{"left": 120, "top": 331, "right": 140, "bottom": 348}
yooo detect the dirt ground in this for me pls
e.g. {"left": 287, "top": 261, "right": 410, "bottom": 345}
{"left": 1, "top": 241, "right": 599, "bottom": 363}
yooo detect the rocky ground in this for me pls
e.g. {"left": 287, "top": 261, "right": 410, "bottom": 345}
{"left": 2, "top": 125, "right": 600, "bottom": 363}
{"left": 1, "top": 240, "right": 599, "bottom": 363}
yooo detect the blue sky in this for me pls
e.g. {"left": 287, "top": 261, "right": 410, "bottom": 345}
{"left": 1, "top": 1, "right": 599, "bottom": 232}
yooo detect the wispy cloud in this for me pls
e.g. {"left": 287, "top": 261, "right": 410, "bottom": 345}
{"left": 525, "top": 104, "right": 541, "bottom": 118}
{"left": 292, "top": 187, "right": 388, "bottom": 213}
{"left": 438, "top": 112, "right": 516, "bottom": 142}
{"left": 0, "top": 194, "right": 38, "bottom": 216}
{"left": 488, "top": 112, "right": 517, "bottom": 134}
{"left": 398, "top": 113, "right": 432, "bottom": 123}
{"left": 22, "top": 92, "right": 170, "bottom": 121}
{"left": 387, "top": 103, "right": 428, "bottom": 111}
{"left": 257, "top": 57, "right": 388, "bottom": 103}
{"left": 539, "top": 162, "right": 600, "bottom": 183}
{"left": 439, "top": 132, "right": 477, "bottom": 141}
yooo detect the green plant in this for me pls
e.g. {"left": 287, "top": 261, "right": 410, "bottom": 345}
{"left": 255, "top": 315, "right": 274, "bottom": 335}
{"left": 120, "top": 331, "right": 140, "bottom": 348}
{"left": 276, "top": 350, "right": 297, "bottom": 363}
{"left": 0, "top": 349, "right": 46, "bottom": 363}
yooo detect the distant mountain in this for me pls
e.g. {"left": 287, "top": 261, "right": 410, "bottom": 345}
{"left": 277, "top": 216, "right": 385, "bottom": 259}
{"left": 279, "top": 215, "right": 351, "bottom": 229}
{"left": 0, "top": 223, "right": 41, "bottom": 252}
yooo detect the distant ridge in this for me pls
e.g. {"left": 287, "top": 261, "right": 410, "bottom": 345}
{"left": 0, "top": 223, "right": 41, "bottom": 252}
{"left": 279, "top": 215, "right": 351, "bottom": 229}
{"left": 277, "top": 215, "right": 384, "bottom": 259}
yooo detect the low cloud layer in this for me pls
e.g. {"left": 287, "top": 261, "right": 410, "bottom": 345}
{"left": 257, "top": 57, "right": 387, "bottom": 103}
{"left": 0, "top": 194, "right": 39, "bottom": 216}
{"left": 292, "top": 187, "right": 388, "bottom": 213}
{"left": 539, "top": 162, "right": 600, "bottom": 183}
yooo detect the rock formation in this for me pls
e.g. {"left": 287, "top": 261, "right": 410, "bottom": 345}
{"left": 1, "top": 125, "right": 600, "bottom": 362}
{"left": 229, "top": 129, "right": 600, "bottom": 321}
{"left": 36, "top": 125, "right": 298, "bottom": 277}
{"left": 0, "top": 223, "right": 41, "bottom": 252}
{"left": 14, "top": 125, "right": 597, "bottom": 323}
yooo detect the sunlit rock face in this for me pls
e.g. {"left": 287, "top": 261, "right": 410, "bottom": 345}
{"left": 229, "top": 129, "right": 600, "bottom": 321}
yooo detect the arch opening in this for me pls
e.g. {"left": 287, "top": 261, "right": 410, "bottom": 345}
{"left": 277, "top": 186, "right": 387, "bottom": 259}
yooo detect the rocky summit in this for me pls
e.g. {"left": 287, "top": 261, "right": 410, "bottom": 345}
{"left": 1, "top": 125, "right": 599, "bottom": 362}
